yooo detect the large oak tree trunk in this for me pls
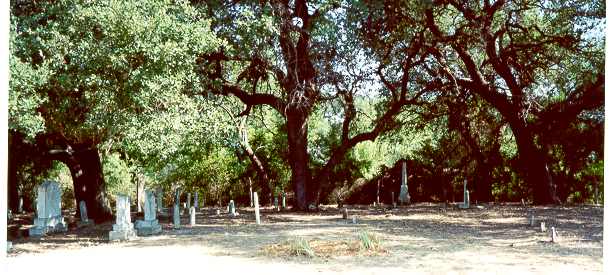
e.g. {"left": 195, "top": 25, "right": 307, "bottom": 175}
{"left": 286, "top": 111, "right": 311, "bottom": 210}
{"left": 510, "top": 122, "right": 560, "bottom": 204}
{"left": 63, "top": 146, "right": 113, "bottom": 222}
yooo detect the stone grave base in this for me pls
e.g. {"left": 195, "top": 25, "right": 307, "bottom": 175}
{"left": 77, "top": 219, "right": 95, "bottom": 228}
{"left": 109, "top": 224, "right": 137, "bottom": 241}
{"left": 29, "top": 216, "right": 67, "bottom": 236}
{"left": 135, "top": 219, "right": 162, "bottom": 235}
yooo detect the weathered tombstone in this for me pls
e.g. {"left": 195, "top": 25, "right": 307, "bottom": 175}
{"left": 156, "top": 187, "right": 164, "bottom": 213}
{"left": 77, "top": 201, "right": 94, "bottom": 227}
{"left": 352, "top": 216, "right": 357, "bottom": 224}
{"left": 173, "top": 189, "right": 181, "bottom": 228}
{"left": 274, "top": 197, "right": 279, "bottom": 211}
{"left": 7, "top": 241, "right": 13, "bottom": 252}
{"left": 529, "top": 213, "right": 535, "bottom": 227}
{"left": 341, "top": 208, "right": 349, "bottom": 219}
{"left": 135, "top": 190, "right": 162, "bottom": 235}
{"left": 254, "top": 192, "right": 261, "bottom": 225}
{"left": 194, "top": 192, "right": 199, "bottom": 210}
{"left": 459, "top": 180, "right": 470, "bottom": 209}
{"left": 216, "top": 209, "right": 220, "bottom": 215}
{"left": 540, "top": 222, "right": 546, "bottom": 232}
{"left": 281, "top": 192, "right": 286, "bottom": 209}
{"left": 229, "top": 200, "right": 236, "bottom": 216}
{"left": 18, "top": 197, "right": 23, "bottom": 213}
{"left": 29, "top": 180, "right": 67, "bottom": 236}
{"left": 398, "top": 161, "right": 411, "bottom": 205}
{"left": 550, "top": 227, "right": 558, "bottom": 243}
{"left": 189, "top": 207, "right": 196, "bottom": 226}
{"left": 187, "top": 193, "right": 191, "bottom": 210}
{"left": 109, "top": 194, "right": 137, "bottom": 241}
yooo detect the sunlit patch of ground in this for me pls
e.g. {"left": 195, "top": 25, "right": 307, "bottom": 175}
{"left": 6, "top": 203, "right": 603, "bottom": 274}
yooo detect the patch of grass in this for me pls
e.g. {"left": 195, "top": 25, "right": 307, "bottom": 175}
{"left": 358, "top": 230, "right": 383, "bottom": 252}
{"left": 289, "top": 237, "right": 316, "bottom": 257}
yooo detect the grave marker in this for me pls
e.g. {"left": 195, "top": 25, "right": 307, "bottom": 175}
{"left": 254, "top": 192, "right": 261, "bottom": 225}
{"left": 229, "top": 200, "right": 236, "bottom": 216}
{"left": 189, "top": 206, "right": 196, "bottom": 226}
{"left": 77, "top": 201, "right": 94, "bottom": 227}
{"left": 459, "top": 180, "right": 470, "bottom": 209}
{"left": 135, "top": 190, "right": 162, "bottom": 235}
{"left": 109, "top": 194, "right": 137, "bottom": 241}
{"left": 29, "top": 180, "right": 67, "bottom": 236}
{"left": 399, "top": 161, "right": 410, "bottom": 205}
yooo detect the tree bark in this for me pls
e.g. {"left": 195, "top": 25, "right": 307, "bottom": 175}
{"left": 286, "top": 111, "right": 311, "bottom": 210}
{"left": 68, "top": 146, "right": 113, "bottom": 222}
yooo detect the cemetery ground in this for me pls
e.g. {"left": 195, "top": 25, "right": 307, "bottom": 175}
{"left": 7, "top": 203, "right": 603, "bottom": 274}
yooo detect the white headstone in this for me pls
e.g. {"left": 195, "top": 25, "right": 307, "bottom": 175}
{"left": 18, "top": 197, "right": 23, "bottom": 213}
{"left": 135, "top": 190, "right": 162, "bottom": 235}
{"left": 189, "top": 206, "right": 196, "bottom": 226}
{"left": 109, "top": 194, "right": 137, "bottom": 241}
{"left": 459, "top": 180, "right": 470, "bottom": 209}
{"left": 173, "top": 189, "right": 181, "bottom": 228}
{"left": 229, "top": 200, "right": 236, "bottom": 216}
{"left": 550, "top": 227, "right": 558, "bottom": 242}
{"left": 77, "top": 201, "right": 94, "bottom": 227}
{"left": 399, "top": 161, "right": 411, "bottom": 204}
{"left": 274, "top": 197, "right": 279, "bottom": 211}
{"left": 187, "top": 193, "right": 191, "bottom": 210}
{"left": 254, "top": 192, "right": 261, "bottom": 225}
{"left": 282, "top": 192, "right": 286, "bottom": 209}
{"left": 29, "top": 180, "right": 67, "bottom": 236}
{"left": 540, "top": 222, "right": 546, "bottom": 232}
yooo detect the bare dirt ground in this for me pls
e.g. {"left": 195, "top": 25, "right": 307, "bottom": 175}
{"left": 6, "top": 203, "right": 603, "bottom": 274}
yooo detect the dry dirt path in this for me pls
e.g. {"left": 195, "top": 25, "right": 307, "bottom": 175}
{"left": 5, "top": 203, "right": 603, "bottom": 274}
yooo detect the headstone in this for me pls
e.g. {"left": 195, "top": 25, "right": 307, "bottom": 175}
{"left": 274, "top": 197, "right": 279, "bottom": 211}
{"left": 109, "top": 194, "right": 137, "bottom": 241}
{"left": 550, "top": 227, "right": 558, "bottom": 243}
{"left": 156, "top": 187, "right": 164, "bottom": 213}
{"left": 281, "top": 192, "right": 286, "bottom": 209}
{"left": 540, "top": 222, "right": 546, "bottom": 232}
{"left": 18, "top": 197, "right": 23, "bottom": 213}
{"left": 216, "top": 209, "right": 220, "bottom": 215}
{"left": 352, "top": 216, "right": 357, "bottom": 224}
{"left": 187, "top": 193, "right": 191, "bottom": 210}
{"left": 459, "top": 180, "right": 470, "bottom": 209}
{"left": 29, "top": 180, "right": 67, "bottom": 236}
{"left": 229, "top": 200, "right": 236, "bottom": 216}
{"left": 341, "top": 208, "right": 348, "bottom": 219}
{"left": 399, "top": 161, "right": 411, "bottom": 204}
{"left": 135, "top": 190, "right": 162, "bottom": 235}
{"left": 189, "top": 207, "right": 196, "bottom": 226}
{"left": 254, "top": 192, "right": 261, "bottom": 225}
{"left": 77, "top": 201, "right": 94, "bottom": 227}
{"left": 173, "top": 205, "right": 181, "bottom": 228}
{"left": 8, "top": 210, "right": 13, "bottom": 221}
{"left": 194, "top": 192, "right": 199, "bottom": 210}
{"left": 529, "top": 213, "right": 535, "bottom": 226}
{"left": 7, "top": 241, "right": 12, "bottom": 252}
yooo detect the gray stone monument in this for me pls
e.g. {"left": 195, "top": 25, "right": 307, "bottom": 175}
{"left": 341, "top": 207, "right": 348, "bottom": 219}
{"left": 550, "top": 227, "right": 558, "bottom": 242}
{"left": 254, "top": 192, "right": 261, "bottom": 225}
{"left": 109, "top": 194, "right": 137, "bottom": 241}
{"left": 459, "top": 180, "right": 470, "bottom": 209}
{"left": 29, "top": 180, "right": 67, "bottom": 236}
{"left": 18, "top": 197, "right": 23, "bottom": 213}
{"left": 173, "top": 189, "right": 181, "bottom": 228}
{"left": 399, "top": 161, "right": 411, "bottom": 204}
{"left": 540, "top": 222, "right": 547, "bottom": 232}
{"left": 194, "top": 192, "right": 199, "bottom": 210}
{"left": 187, "top": 193, "right": 191, "bottom": 210}
{"left": 135, "top": 190, "right": 162, "bottom": 235}
{"left": 229, "top": 200, "right": 236, "bottom": 216}
{"left": 282, "top": 192, "right": 286, "bottom": 209}
{"left": 77, "top": 201, "right": 94, "bottom": 227}
{"left": 189, "top": 206, "right": 196, "bottom": 226}
{"left": 274, "top": 197, "right": 279, "bottom": 211}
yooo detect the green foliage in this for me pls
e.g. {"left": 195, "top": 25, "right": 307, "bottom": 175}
{"left": 357, "top": 230, "right": 383, "bottom": 251}
{"left": 288, "top": 238, "right": 316, "bottom": 258}
{"left": 102, "top": 153, "right": 134, "bottom": 197}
